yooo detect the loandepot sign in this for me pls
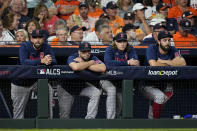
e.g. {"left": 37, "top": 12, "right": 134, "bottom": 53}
{"left": 148, "top": 70, "right": 178, "bottom": 76}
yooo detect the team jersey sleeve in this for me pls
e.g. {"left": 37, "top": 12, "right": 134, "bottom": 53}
{"left": 128, "top": 46, "right": 138, "bottom": 60}
{"left": 91, "top": 56, "right": 104, "bottom": 64}
{"left": 19, "top": 43, "right": 42, "bottom": 65}
{"left": 67, "top": 55, "right": 77, "bottom": 65}
{"left": 104, "top": 46, "right": 128, "bottom": 66}
{"left": 146, "top": 45, "right": 157, "bottom": 62}
{"left": 171, "top": 46, "right": 181, "bottom": 58}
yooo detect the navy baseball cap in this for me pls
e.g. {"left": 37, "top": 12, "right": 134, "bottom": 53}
{"left": 114, "top": 32, "right": 127, "bottom": 42}
{"left": 124, "top": 12, "right": 135, "bottom": 20}
{"left": 32, "top": 29, "right": 44, "bottom": 38}
{"left": 153, "top": 23, "right": 166, "bottom": 31}
{"left": 79, "top": 2, "right": 89, "bottom": 8}
{"left": 156, "top": 2, "right": 169, "bottom": 11}
{"left": 158, "top": 31, "right": 172, "bottom": 40}
{"left": 79, "top": 42, "right": 91, "bottom": 51}
{"left": 122, "top": 24, "right": 139, "bottom": 33}
{"left": 179, "top": 19, "right": 192, "bottom": 31}
{"left": 182, "top": 11, "right": 195, "bottom": 19}
{"left": 106, "top": 1, "right": 118, "bottom": 9}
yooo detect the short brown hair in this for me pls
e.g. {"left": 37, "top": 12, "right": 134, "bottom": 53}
{"left": 2, "top": 12, "right": 17, "bottom": 29}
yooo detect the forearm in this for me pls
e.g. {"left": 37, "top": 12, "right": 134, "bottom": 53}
{"left": 149, "top": 60, "right": 168, "bottom": 66}
{"left": 166, "top": 58, "right": 186, "bottom": 66}
{"left": 60, "top": 8, "right": 76, "bottom": 15}
{"left": 136, "top": 34, "right": 146, "bottom": 41}
{"left": 88, "top": 64, "right": 106, "bottom": 73}
{"left": 142, "top": 20, "right": 151, "bottom": 35}
{"left": 70, "top": 61, "right": 93, "bottom": 71}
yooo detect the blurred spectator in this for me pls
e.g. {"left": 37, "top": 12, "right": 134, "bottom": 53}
{"left": 68, "top": 25, "right": 83, "bottom": 45}
{"left": 15, "top": 29, "right": 29, "bottom": 44}
{"left": 132, "top": 3, "right": 151, "bottom": 35}
{"left": 162, "top": 0, "right": 176, "bottom": 7}
{"left": 122, "top": 12, "right": 146, "bottom": 41}
{"left": 39, "top": 0, "right": 58, "bottom": 18}
{"left": 47, "top": 18, "right": 67, "bottom": 43}
{"left": 10, "top": 0, "right": 30, "bottom": 29}
{"left": 73, "top": 0, "right": 104, "bottom": 19}
{"left": 140, "top": 23, "right": 166, "bottom": 46}
{"left": 142, "top": 17, "right": 165, "bottom": 41}
{"left": 26, "top": 0, "right": 40, "bottom": 18}
{"left": 156, "top": 2, "right": 178, "bottom": 34}
{"left": 122, "top": 24, "right": 140, "bottom": 46}
{"left": 3, "top": 12, "right": 20, "bottom": 40}
{"left": 168, "top": 0, "right": 197, "bottom": 23}
{"left": 67, "top": 2, "right": 97, "bottom": 37}
{"left": 117, "top": 0, "right": 134, "bottom": 18}
{"left": 143, "top": 0, "right": 160, "bottom": 20}
{"left": 83, "top": 18, "right": 113, "bottom": 45}
{"left": 34, "top": 4, "right": 59, "bottom": 35}
{"left": 0, "top": 0, "right": 11, "bottom": 18}
{"left": 101, "top": 0, "right": 117, "bottom": 8}
{"left": 190, "top": 0, "right": 197, "bottom": 10}
{"left": 25, "top": 19, "right": 42, "bottom": 40}
{"left": 182, "top": 11, "right": 197, "bottom": 38}
{"left": 20, "top": 0, "right": 28, "bottom": 16}
{"left": 26, "top": 0, "right": 57, "bottom": 18}
{"left": 51, "top": 27, "right": 69, "bottom": 45}
{"left": 105, "top": 1, "right": 124, "bottom": 35}
{"left": 0, "top": 18, "right": 15, "bottom": 45}
{"left": 172, "top": 19, "right": 197, "bottom": 47}
{"left": 55, "top": 0, "right": 80, "bottom": 21}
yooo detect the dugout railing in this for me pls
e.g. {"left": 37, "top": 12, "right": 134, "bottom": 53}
{"left": 0, "top": 65, "right": 197, "bottom": 129}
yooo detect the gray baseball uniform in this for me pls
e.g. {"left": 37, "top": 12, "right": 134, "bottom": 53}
{"left": 11, "top": 36, "right": 57, "bottom": 119}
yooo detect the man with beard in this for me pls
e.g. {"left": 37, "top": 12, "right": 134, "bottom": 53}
{"left": 11, "top": 29, "right": 56, "bottom": 119}
{"left": 172, "top": 19, "right": 197, "bottom": 47}
{"left": 140, "top": 31, "right": 186, "bottom": 119}
{"left": 57, "top": 42, "right": 106, "bottom": 119}
{"left": 67, "top": 2, "right": 96, "bottom": 37}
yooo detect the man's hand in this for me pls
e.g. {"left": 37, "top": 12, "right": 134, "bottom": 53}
{"left": 127, "top": 58, "right": 140, "bottom": 66}
{"left": 157, "top": 58, "right": 169, "bottom": 66}
{"left": 41, "top": 55, "right": 53, "bottom": 65}
{"left": 74, "top": 57, "right": 84, "bottom": 63}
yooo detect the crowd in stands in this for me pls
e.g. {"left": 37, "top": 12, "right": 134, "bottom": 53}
{"left": 0, "top": 0, "right": 196, "bottom": 120}
{"left": 0, "top": 0, "right": 196, "bottom": 47}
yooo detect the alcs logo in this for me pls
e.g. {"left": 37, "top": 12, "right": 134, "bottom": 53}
{"left": 37, "top": 69, "right": 61, "bottom": 75}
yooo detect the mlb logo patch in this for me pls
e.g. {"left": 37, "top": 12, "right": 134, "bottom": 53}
{"left": 37, "top": 69, "right": 46, "bottom": 75}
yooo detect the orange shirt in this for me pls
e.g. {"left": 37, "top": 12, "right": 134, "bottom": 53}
{"left": 109, "top": 16, "right": 124, "bottom": 35}
{"left": 162, "top": 0, "right": 176, "bottom": 7}
{"left": 73, "top": 7, "right": 104, "bottom": 19}
{"left": 55, "top": 0, "right": 80, "bottom": 21}
{"left": 168, "top": 6, "right": 197, "bottom": 22}
{"left": 51, "top": 38, "right": 59, "bottom": 45}
{"left": 116, "top": 28, "right": 144, "bottom": 36}
{"left": 172, "top": 32, "right": 197, "bottom": 47}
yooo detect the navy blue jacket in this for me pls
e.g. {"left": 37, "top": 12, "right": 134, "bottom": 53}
{"left": 104, "top": 45, "right": 138, "bottom": 66}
